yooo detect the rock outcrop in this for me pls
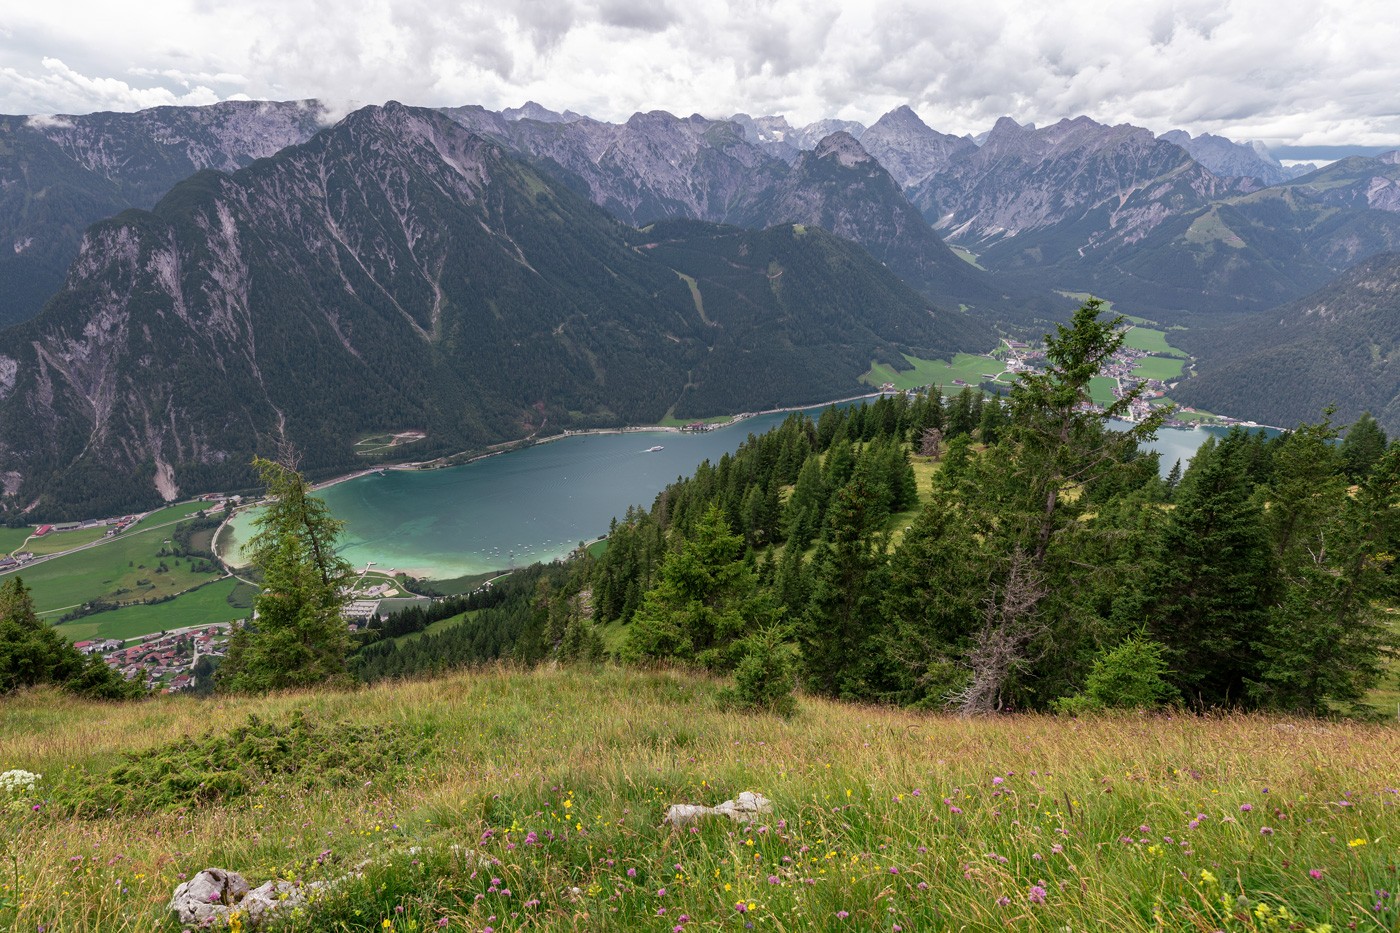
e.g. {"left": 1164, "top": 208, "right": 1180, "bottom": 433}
{"left": 664, "top": 790, "right": 774, "bottom": 826}
{"left": 169, "top": 868, "right": 309, "bottom": 929}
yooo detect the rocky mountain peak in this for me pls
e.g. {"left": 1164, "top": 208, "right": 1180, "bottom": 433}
{"left": 501, "top": 101, "right": 583, "bottom": 123}
{"left": 813, "top": 131, "right": 875, "bottom": 167}
{"left": 1161, "top": 128, "right": 1293, "bottom": 184}
{"left": 860, "top": 105, "right": 977, "bottom": 188}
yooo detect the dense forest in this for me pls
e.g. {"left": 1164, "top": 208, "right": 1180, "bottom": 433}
{"left": 357, "top": 302, "right": 1400, "bottom": 715}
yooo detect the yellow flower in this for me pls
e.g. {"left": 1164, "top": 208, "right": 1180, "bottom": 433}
{"left": 1199, "top": 870, "right": 1218, "bottom": 886}
{"left": 383, "top": 920, "right": 393, "bottom": 929}
{"left": 1347, "top": 838, "right": 1367, "bottom": 847}
{"left": 563, "top": 799, "right": 573, "bottom": 809}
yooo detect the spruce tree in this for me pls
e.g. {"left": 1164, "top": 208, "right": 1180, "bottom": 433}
{"left": 217, "top": 457, "right": 354, "bottom": 693}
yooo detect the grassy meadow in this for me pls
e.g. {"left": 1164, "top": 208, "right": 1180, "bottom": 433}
{"left": 3, "top": 666, "right": 1397, "bottom": 932}
{"left": 862, "top": 353, "right": 1008, "bottom": 392}
{"left": 0, "top": 502, "right": 222, "bottom": 627}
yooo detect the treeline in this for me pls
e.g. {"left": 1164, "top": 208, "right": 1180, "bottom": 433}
{"left": 351, "top": 564, "right": 569, "bottom": 682}
{"left": 350, "top": 303, "right": 1397, "bottom": 716}
{"left": 575, "top": 302, "right": 1397, "bottom": 715}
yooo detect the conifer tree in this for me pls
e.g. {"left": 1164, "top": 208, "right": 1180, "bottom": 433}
{"left": 217, "top": 456, "right": 354, "bottom": 693}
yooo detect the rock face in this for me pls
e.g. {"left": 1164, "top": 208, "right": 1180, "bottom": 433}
{"left": 1159, "top": 129, "right": 1298, "bottom": 186}
{"left": 664, "top": 791, "right": 774, "bottom": 826}
{"left": 0, "top": 101, "right": 327, "bottom": 327}
{"left": 858, "top": 105, "right": 977, "bottom": 189}
{"left": 437, "top": 106, "right": 1015, "bottom": 317}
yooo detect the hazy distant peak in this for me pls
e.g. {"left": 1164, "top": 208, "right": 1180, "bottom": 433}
{"left": 813, "top": 131, "right": 874, "bottom": 167}
{"left": 501, "top": 101, "right": 584, "bottom": 123}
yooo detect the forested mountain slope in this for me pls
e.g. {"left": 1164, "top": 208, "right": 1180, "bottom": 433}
{"left": 0, "top": 101, "right": 326, "bottom": 327}
{"left": 0, "top": 104, "right": 988, "bottom": 520}
{"left": 1171, "top": 251, "right": 1400, "bottom": 433}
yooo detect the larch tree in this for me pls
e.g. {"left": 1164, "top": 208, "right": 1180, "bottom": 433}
{"left": 217, "top": 456, "right": 354, "bottom": 693}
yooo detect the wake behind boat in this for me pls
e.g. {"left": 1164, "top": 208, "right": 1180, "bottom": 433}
{"left": 645, "top": 445, "right": 665, "bottom": 452}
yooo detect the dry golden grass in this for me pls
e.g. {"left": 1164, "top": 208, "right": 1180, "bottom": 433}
{"left": 3, "top": 666, "right": 1398, "bottom": 931}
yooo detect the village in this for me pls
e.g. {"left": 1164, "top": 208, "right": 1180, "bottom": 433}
{"left": 77, "top": 625, "right": 233, "bottom": 693}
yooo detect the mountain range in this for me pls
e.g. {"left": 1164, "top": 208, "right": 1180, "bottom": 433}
{"left": 0, "top": 104, "right": 986, "bottom": 518}
{"left": 4, "top": 96, "right": 1400, "bottom": 515}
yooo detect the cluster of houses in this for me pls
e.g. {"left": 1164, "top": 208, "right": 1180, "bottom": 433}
{"left": 90, "top": 625, "right": 231, "bottom": 693}
{"left": 0, "top": 551, "right": 34, "bottom": 571}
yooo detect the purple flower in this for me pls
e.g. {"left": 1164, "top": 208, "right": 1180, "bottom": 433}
{"left": 656, "top": 888, "right": 666, "bottom": 897}
{"left": 1260, "top": 827, "right": 1274, "bottom": 836}
{"left": 1240, "top": 804, "right": 1253, "bottom": 812}
{"left": 1028, "top": 885, "right": 1048, "bottom": 905}
{"left": 836, "top": 910, "right": 849, "bottom": 919}
{"left": 992, "top": 777, "right": 1004, "bottom": 786}
{"left": 1309, "top": 869, "right": 1324, "bottom": 880}
{"left": 627, "top": 868, "right": 636, "bottom": 877}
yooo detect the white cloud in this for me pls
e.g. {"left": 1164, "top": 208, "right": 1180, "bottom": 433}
{"left": 1, "top": 0, "right": 1397, "bottom": 148}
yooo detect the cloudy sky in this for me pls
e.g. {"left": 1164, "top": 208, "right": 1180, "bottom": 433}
{"left": 2, "top": 0, "right": 1397, "bottom": 150}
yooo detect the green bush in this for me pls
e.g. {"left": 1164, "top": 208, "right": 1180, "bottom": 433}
{"left": 721, "top": 627, "right": 798, "bottom": 716}
{"left": 58, "top": 711, "right": 432, "bottom": 815}
{"left": 1055, "top": 637, "right": 1177, "bottom": 714}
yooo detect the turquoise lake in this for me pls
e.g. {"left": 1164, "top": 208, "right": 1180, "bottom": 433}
{"left": 224, "top": 408, "right": 1239, "bottom": 580}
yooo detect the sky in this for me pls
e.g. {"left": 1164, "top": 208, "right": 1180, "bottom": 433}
{"left": 3, "top": 0, "right": 1398, "bottom": 150}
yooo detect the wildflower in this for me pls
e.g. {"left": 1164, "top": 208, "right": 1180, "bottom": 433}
{"left": 657, "top": 888, "right": 666, "bottom": 897}
{"left": 835, "top": 910, "right": 849, "bottom": 919}
{"left": 1260, "top": 827, "right": 1274, "bottom": 836}
{"left": 627, "top": 868, "right": 636, "bottom": 877}
{"left": 1200, "top": 870, "right": 1218, "bottom": 886}
{"left": 1348, "top": 838, "right": 1368, "bottom": 848}
{"left": 996, "top": 896, "right": 1011, "bottom": 907}
{"left": 1309, "top": 869, "right": 1324, "bottom": 880}
{"left": 1028, "top": 885, "right": 1047, "bottom": 905}
{"left": 1240, "top": 804, "right": 1253, "bottom": 812}
{"left": 992, "top": 777, "right": 1004, "bottom": 786}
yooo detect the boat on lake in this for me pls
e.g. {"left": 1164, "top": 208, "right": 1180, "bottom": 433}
{"left": 645, "top": 445, "right": 664, "bottom": 452}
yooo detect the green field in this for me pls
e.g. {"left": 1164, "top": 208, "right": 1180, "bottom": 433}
{"left": 1090, "top": 375, "right": 1119, "bottom": 407}
{"left": 655, "top": 412, "right": 730, "bottom": 428}
{"left": 1122, "top": 324, "right": 1187, "bottom": 357}
{"left": 1131, "top": 354, "right": 1187, "bottom": 381}
{"left": 50, "top": 576, "right": 256, "bottom": 643}
{"left": 22, "top": 525, "right": 111, "bottom": 555}
{"left": 4, "top": 502, "right": 224, "bottom": 618}
{"left": 0, "top": 525, "right": 34, "bottom": 553}
{"left": 949, "top": 244, "right": 986, "bottom": 269}
{"left": 862, "top": 352, "right": 1005, "bottom": 391}
{"left": 388, "top": 609, "right": 477, "bottom": 647}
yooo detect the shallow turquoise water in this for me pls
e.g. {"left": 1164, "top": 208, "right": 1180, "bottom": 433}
{"left": 225, "top": 410, "right": 1231, "bottom": 580}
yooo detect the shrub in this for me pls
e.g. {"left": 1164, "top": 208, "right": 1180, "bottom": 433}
{"left": 1054, "top": 637, "right": 1176, "bottom": 714}
{"left": 722, "top": 626, "right": 798, "bottom": 716}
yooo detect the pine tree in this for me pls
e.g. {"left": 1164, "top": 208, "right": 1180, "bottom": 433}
{"left": 799, "top": 462, "right": 891, "bottom": 699}
{"left": 217, "top": 457, "right": 354, "bottom": 693}
{"left": 1340, "top": 412, "right": 1388, "bottom": 480}
{"left": 0, "top": 577, "right": 138, "bottom": 698}
{"left": 1142, "top": 436, "right": 1275, "bottom": 707}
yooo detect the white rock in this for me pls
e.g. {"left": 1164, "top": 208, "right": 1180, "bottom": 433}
{"left": 168, "top": 868, "right": 250, "bottom": 926}
{"left": 664, "top": 791, "right": 773, "bottom": 826}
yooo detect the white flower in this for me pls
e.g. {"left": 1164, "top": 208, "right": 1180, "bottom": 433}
{"left": 0, "top": 769, "right": 42, "bottom": 795}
